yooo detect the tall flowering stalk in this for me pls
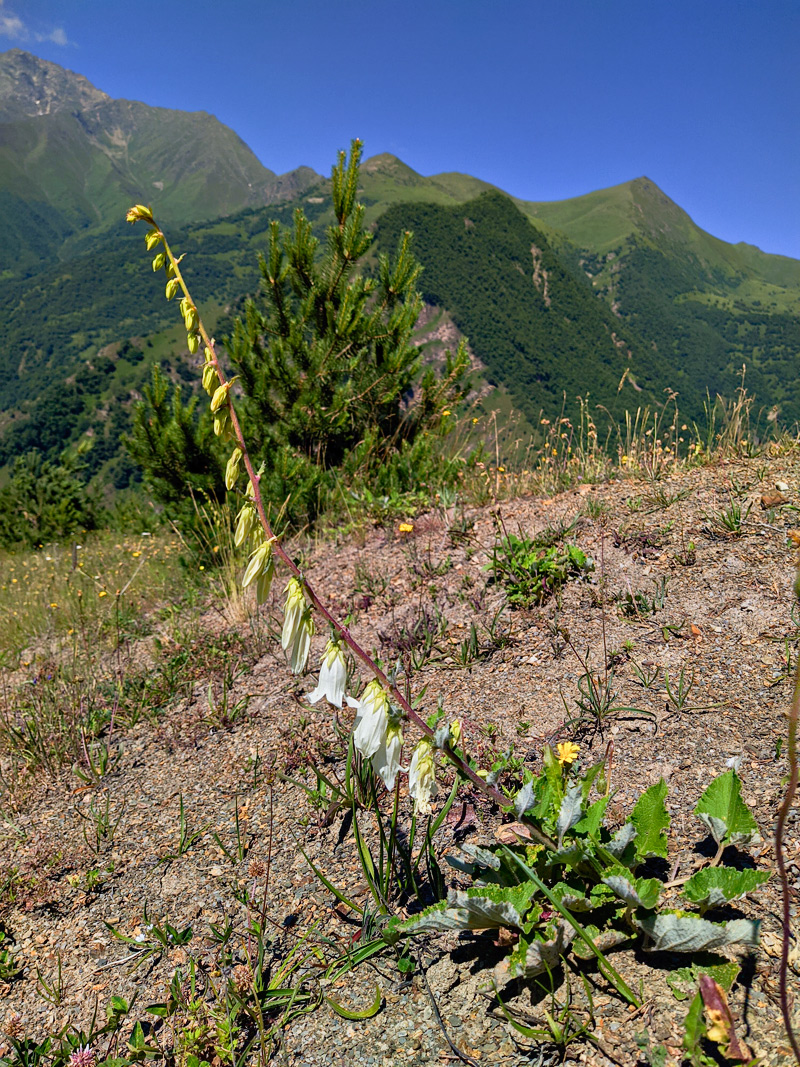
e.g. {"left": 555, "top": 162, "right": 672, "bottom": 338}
{"left": 125, "top": 185, "right": 555, "bottom": 851}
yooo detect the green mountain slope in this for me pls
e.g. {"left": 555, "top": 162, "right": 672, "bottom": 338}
{"left": 376, "top": 191, "right": 679, "bottom": 426}
{"left": 0, "top": 50, "right": 321, "bottom": 276}
{"left": 1, "top": 50, "right": 799, "bottom": 485}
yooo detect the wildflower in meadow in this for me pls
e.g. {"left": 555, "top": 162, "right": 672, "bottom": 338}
{"left": 306, "top": 636, "right": 347, "bottom": 708}
{"left": 556, "top": 741, "right": 580, "bottom": 766}
{"left": 408, "top": 738, "right": 438, "bottom": 814}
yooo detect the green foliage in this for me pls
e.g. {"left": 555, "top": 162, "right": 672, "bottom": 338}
{"left": 0, "top": 448, "right": 99, "bottom": 547}
{"left": 385, "top": 753, "right": 765, "bottom": 1005}
{"left": 488, "top": 529, "right": 593, "bottom": 607}
{"left": 124, "top": 364, "right": 227, "bottom": 514}
{"left": 694, "top": 768, "right": 758, "bottom": 847}
{"left": 375, "top": 192, "right": 673, "bottom": 427}
{"left": 223, "top": 141, "right": 469, "bottom": 527}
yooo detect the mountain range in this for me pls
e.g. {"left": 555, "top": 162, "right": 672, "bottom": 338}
{"left": 1, "top": 49, "right": 798, "bottom": 486}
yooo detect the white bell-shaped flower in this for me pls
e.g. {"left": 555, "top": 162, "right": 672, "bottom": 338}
{"left": 306, "top": 637, "right": 347, "bottom": 708}
{"left": 352, "top": 679, "right": 389, "bottom": 760}
{"left": 408, "top": 738, "right": 438, "bottom": 815}
{"left": 372, "top": 720, "right": 403, "bottom": 791}
{"left": 281, "top": 578, "right": 313, "bottom": 674}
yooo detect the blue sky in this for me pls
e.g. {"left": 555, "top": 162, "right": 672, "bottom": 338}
{"left": 5, "top": 0, "right": 799, "bottom": 259}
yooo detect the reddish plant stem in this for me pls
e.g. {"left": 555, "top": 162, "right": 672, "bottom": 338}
{"left": 775, "top": 644, "right": 800, "bottom": 1064}
{"left": 153, "top": 222, "right": 555, "bottom": 850}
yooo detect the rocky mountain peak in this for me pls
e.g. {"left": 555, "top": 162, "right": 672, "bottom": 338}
{"left": 0, "top": 48, "right": 108, "bottom": 122}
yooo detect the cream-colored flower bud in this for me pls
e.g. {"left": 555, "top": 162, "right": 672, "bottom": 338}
{"left": 213, "top": 410, "right": 230, "bottom": 437}
{"left": 166, "top": 261, "right": 176, "bottom": 278}
{"left": 234, "top": 503, "right": 256, "bottom": 546}
{"left": 126, "top": 204, "right": 154, "bottom": 224}
{"left": 225, "top": 448, "right": 242, "bottom": 490}
{"left": 165, "top": 278, "right": 180, "bottom": 301}
{"left": 256, "top": 555, "right": 276, "bottom": 604}
{"left": 202, "top": 361, "right": 216, "bottom": 393}
{"left": 183, "top": 305, "right": 198, "bottom": 332}
{"left": 281, "top": 578, "right": 314, "bottom": 674}
{"left": 203, "top": 346, "right": 213, "bottom": 361}
{"left": 145, "top": 230, "right": 162, "bottom": 251}
{"left": 152, "top": 252, "right": 166, "bottom": 272}
{"left": 242, "top": 540, "right": 272, "bottom": 589}
{"left": 210, "top": 382, "right": 231, "bottom": 413}
{"left": 187, "top": 332, "right": 200, "bottom": 355}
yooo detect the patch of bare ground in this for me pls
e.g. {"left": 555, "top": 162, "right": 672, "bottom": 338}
{"left": 1, "top": 456, "right": 799, "bottom": 1066}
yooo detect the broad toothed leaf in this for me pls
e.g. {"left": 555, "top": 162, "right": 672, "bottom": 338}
{"left": 630, "top": 779, "right": 670, "bottom": 861}
{"left": 602, "top": 868, "right": 662, "bottom": 909}
{"left": 606, "top": 821, "right": 637, "bottom": 858}
{"left": 637, "top": 912, "right": 760, "bottom": 953}
{"left": 682, "top": 866, "right": 769, "bottom": 906}
{"left": 694, "top": 770, "right": 757, "bottom": 846}
{"left": 574, "top": 794, "right": 609, "bottom": 837}
{"left": 393, "top": 883, "right": 537, "bottom": 937}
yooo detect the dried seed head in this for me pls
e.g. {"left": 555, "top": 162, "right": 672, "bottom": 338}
{"left": 248, "top": 859, "right": 267, "bottom": 878}
{"left": 3, "top": 1012, "right": 23, "bottom": 1038}
{"left": 232, "top": 964, "right": 252, "bottom": 991}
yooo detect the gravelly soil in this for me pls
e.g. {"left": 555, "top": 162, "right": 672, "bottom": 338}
{"left": 1, "top": 456, "right": 799, "bottom": 1067}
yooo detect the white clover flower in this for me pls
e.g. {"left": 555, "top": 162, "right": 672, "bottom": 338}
{"left": 408, "top": 738, "right": 438, "bottom": 815}
{"left": 373, "top": 719, "right": 403, "bottom": 791}
{"left": 306, "top": 637, "right": 347, "bottom": 708}
{"left": 352, "top": 679, "right": 389, "bottom": 760}
{"left": 281, "top": 578, "right": 314, "bottom": 674}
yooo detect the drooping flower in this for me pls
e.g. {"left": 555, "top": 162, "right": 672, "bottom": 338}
{"left": 556, "top": 741, "right": 580, "bottom": 766}
{"left": 351, "top": 680, "right": 390, "bottom": 760}
{"left": 281, "top": 578, "right": 314, "bottom": 674}
{"left": 242, "top": 539, "right": 272, "bottom": 589}
{"left": 306, "top": 637, "right": 347, "bottom": 708}
{"left": 408, "top": 738, "right": 438, "bottom": 815}
{"left": 372, "top": 719, "right": 403, "bottom": 791}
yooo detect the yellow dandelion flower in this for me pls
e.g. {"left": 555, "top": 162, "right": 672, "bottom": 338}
{"left": 399, "top": 522, "right": 414, "bottom": 533}
{"left": 132, "top": 551, "right": 141, "bottom": 558}
{"left": 442, "top": 409, "right": 451, "bottom": 417}
{"left": 99, "top": 591, "right": 108, "bottom": 598}
{"left": 556, "top": 741, "right": 580, "bottom": 766}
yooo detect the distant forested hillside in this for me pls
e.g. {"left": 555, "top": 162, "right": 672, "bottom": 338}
{"left": 376, "top": 192, "right": 681, "bottom": 426}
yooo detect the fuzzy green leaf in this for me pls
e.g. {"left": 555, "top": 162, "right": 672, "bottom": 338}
{"left": 393, "top": 882, "right": 537, "bottom": 936}
{"left": 556, "top": 781, "right": 584, "bottom": 845}
{"left": 694, "top": 770, "right": 757, "bottom": 846}
{"left": 603, "top": 869, "right": 662, "bottom": 909}
{"left": 683, "top": 866, "right": 769, "bottom": 906}
{"left": 666, "top": 955, "right": 741, "bottom": 1001}
{"left": 637, "top": 913, "right": 760, "bottom": 953}
{"left": 630, "top": 779, "right": 670, "bottom": 861}
{"left": 574, "top": 794, "right": 609, "bottom": 837}
{"left": 498, "top": 922, "right": 576, "bottom": 980}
